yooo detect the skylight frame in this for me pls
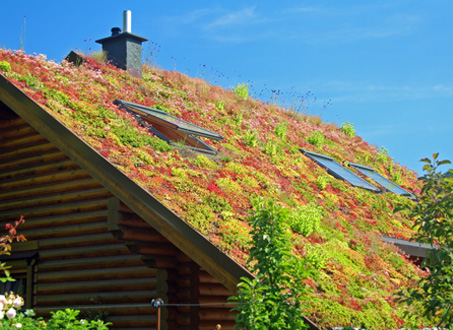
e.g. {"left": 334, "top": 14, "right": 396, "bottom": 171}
{"left": 349, "top": 162, "right": 416, "bottom": 199}
{"left": 114, "top": 99, "right": 223, "bottom": 155}
{"left": 114, "top": 99, "right": 224, "bottom": 140}
{"left": 300, "top": 149, "right": 381, "bottom": 192}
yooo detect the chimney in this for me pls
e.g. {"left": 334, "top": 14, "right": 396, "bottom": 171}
{"left": 96, "top": 11, "right": 148, "bottom": 78}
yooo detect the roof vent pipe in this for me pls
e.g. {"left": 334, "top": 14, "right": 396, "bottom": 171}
{"left": 123, "top": 10, "right": 131, "bottom": 33}
{"left": 111, "top": 27, "right": 121, "bottom": 36}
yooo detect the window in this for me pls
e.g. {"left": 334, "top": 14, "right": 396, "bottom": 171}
{"left": 349, "top": 162, "right": 416, "bottom": 199}
{"left": 0, "top": 249, "right": 38, "bottom": 310}
{"left": 300, "top": 149, "right": 380, "bottom": 192}
{"left": 114, "top": 99, "right": 224, "bottom": 154}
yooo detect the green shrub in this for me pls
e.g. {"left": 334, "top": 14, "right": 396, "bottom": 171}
{"left": 0, "top": 61, "right": 11, "bottom": 72}
{"left": 306, "top": 131, "right": 325, "bottom": 147}
{"left": 396, "top": 154, "right": 453, "bottom": 328}
{"left": 316, "top": 174, "right": 331, "bottom": 190}
{"left": 289, "top": 202, "right": 324, "bottom": 237}
{"left": 341, "top": 121, "right": 355, "bottom": 137}
{"left": 274, "top": 122, "right": 287, "bottom": 139}
{"left": 14, "top": 308, "right": 111, "bottom": 330}
{"left": 232, "top": 83, "right": 249, "bottom": 100}
{"left": 230, "top": 199, "right": 312, "bottom": 329}
{"left": 215, "top": 100, "right": 225, "bottom": 111}
{"left": 243, "top": 129, "right": 259, "bottom": 147}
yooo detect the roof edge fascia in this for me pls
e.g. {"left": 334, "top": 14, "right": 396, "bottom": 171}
{"left": 0, "top": 74, "right": 251, "bottom": 292}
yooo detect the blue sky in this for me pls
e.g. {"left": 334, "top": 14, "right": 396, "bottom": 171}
{"left": 1, "top": 1, "right": 452, "bottom": 174}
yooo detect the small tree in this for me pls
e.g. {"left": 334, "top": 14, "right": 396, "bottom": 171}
{"left": 397, "top": 154, "right": 453, "bottom": 328}
{"left": 230, "top": 199, "right": 312, "bottom": 329}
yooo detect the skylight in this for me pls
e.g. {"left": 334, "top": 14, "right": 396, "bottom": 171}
{"left": 114, "top": 99, "right": 223, "bottom": 154}
{"left": 349, "top": 162, "right": 416, "bottom": 199}
{"left": 300, "top": 149, "right": 381, "bottom": 192}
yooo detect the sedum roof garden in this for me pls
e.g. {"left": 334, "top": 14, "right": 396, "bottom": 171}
{"left": 0, "top": 49, "right": 428, "bottom": 329}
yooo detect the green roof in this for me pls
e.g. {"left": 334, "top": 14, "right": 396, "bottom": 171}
{"left": 0, "top": 49, "right": 428, "bottom": 329}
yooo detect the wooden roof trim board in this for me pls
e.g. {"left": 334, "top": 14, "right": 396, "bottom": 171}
{"left": 0, "top": 74, "right": 251, "bottom": 292}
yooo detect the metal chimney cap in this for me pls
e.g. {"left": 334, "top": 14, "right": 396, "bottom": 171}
{"left": 123, "top": 10, "right": 132, "bottom": 33}
{"left": 111, "top": 27, "right": 121, "bottom": 36}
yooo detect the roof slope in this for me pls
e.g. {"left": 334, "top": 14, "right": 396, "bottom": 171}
{"left": 0, "top": 50, "right": 427, "bottom": 329}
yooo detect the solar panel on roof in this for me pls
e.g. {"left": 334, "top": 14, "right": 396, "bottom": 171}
{"left": 114, "top": 99, "right": 224, "bottom": 140}
{"left": 300, "top": 149, "right": 381, "bottom": 192}
{"left": 349, "top": 162, "right": 416, "bottom": 199}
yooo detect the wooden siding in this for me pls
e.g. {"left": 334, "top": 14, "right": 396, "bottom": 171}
{"left": 109, "top": 199, "right": 236, "bottom": 330}
{"left": 0, "top": 117, "right": 164, "bottom": 329}
{"left": 1, "top": 116, "right": 237, "bottom": 329}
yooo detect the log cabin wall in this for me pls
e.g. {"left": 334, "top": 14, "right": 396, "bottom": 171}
{"left": 109, "top": 201, "right": 236, "bottom": 330}
{"left": 0, "top": 116, "right": 164, "bottom": 329}
{"left": 1, "top": 115, "right": 237, "bottom": 329}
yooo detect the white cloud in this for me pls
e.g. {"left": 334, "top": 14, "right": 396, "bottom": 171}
{"left": 205, "top": 7, "right": 265, "bottom": 29}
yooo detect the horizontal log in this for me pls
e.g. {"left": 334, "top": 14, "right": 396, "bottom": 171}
{"left": 0, "top": 168, "right": 91, "bottom": 190}
{"left": 198, "top": 296, "right": 233, "bottom": 307}
{"left": 18, "top": 210, "right": 108, "bottom": 230}
{"left": 38, "top": 232, "right": 118, "bottom": 250}
{"left": 0, "top": 150, "right": 66, "bottom": 171}
{"left": 21, "top": 221, "right": 108, "bottom": 240}
{"left": 37, "top": 277, "right": 158, "bottom": 295}
{"left": 0, "top": 199, "right": 109, "bottom": 222}
{"left": 39, "top": 243, "right": 130, "bottom": 261}
{"left": 118, "top": 215, "right": 150, "bottom": 229}
{"left": 176, "top": 288, "right": 193, "bottom": 301}
{"left": 176, "top": 262, "right": 197, "bottom": 275}
{"left": 176, "top": 275, "right": 191, "bottom": 288}
{"left": 118, "top": 203, "right": 135, "bottom": 214}
{"left": 199, "top": 308, "right": 235, "bottom": 321}
{"left": 0, "top": 159, "right": 77, "bottom": 181}
{"left": 0, "top": 188, "right": 111, "bottom": 213}
{"left": 176, "top": 314, "right": 191, "bottom": 327}
{"left": 35, "top": 289, "right": 157, "bottom": 306}
{"left": 199, "top": 271, "right": 223, "bottom": 284}
{"left": 107, "top": 314, "right": 158, "bottom": 328}
{"left": 1, "top": 131, "right": 47, "bottom": 149}
{"left": 0, "top": 121, "right": 34, "bottom": 137}
{"left": 177, "top": 253, "right": 193, "bottom": 263}
{"left": 117, "top": 227, "right": 170, "bottom": 243}
{"left": 199, "top": 284, "right": 232, "bottom": 297}
{"left": 134, "top": 242, "right": 179, "bottom": 256}
{"left": 38, "top": 254, "right": 145, "bottom": 272}
{"left": 0, "top": 141, "right": 57, "bottom": 161}
{"left": 0, "top": 177, "right": 102, "bottom": 201}
{"left": 140, "top": 255, "right": 178, "bottom": 269}
{"left": 38, "top": 265, "right": 157, "bottom": 283}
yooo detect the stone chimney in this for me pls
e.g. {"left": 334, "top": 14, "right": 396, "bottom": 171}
{"left": 96, "top": 10, "right": 148, "bottom": 78}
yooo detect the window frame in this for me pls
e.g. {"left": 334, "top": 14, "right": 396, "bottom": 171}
{"left": 114, "top": 99, "right": 224, "bottom": 155}
{"left": 349, "top": 162, "right": 416, "bottom": 199}
{"left": 300, "top": 149, "right": 381, "bottom": 192}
